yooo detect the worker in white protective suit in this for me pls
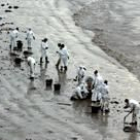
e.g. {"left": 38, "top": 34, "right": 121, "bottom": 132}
{"left": 40, "top": 38, "right": 49, "bottom": 64}
{"left": 9, "top": 27, "right": 19, "bottom": 51}
{"left": 75, "top": 66, "right": 86, "bottom": 85}
{"left": 100, "top": 80, "right": 110, "bottom": 113}
{"left": 71, "top": 82, "right": 89, "bottom": 100}
{"left": 27, "top": 56, "right": 36, "bottom": 79}
{"left": 57, "top": 44, "right": 69, "bottom": 72}
{"left": 91, "top": 70, "right": 104, "bottom": 103}
{"left": 124, "top": 99, "right": 140, "bottom": 125}
{"left": 26, "top": 28, "right": 35, "bottom": 49}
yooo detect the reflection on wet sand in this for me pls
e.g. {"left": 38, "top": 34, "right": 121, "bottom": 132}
{"left": 57, "top": 71, "right": 67, "bottom": 87}
{"left": 72, "top": 99, "right": 111, "bottom": 140}
{"left": 128, "top": 132, "right": 138, "bottom": 140}
{"left": 72, "top": 99, "right": 108, "bottom": 125}
{"left": 27, "top": 80, "right": 36, "bottom": 94}
{"left": 54, "top": 68, "right": 67, "bottom": 94}
{"left": 72, "top": 100, "right": 90, "bottom": 114}
{"left": 40, "top": 63, "right": 48, "bottom": 81}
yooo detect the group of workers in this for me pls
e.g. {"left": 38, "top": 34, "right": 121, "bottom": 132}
{"left": 10, "top": 27, "right": 35, "bottom": 50}
{"left": 9, "top": 27, "right": 69, "bottom": 78}
{"left": 72, "top": 68, "right": 140, "bottom": 125}
{"left": 72, "top": 68, "right": 110, "bottom": 114}
{"left": 9, "top": 27, "right": 140, "bottom": 127}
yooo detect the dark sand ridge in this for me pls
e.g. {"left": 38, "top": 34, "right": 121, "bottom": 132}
{"left": 72, "top": 0, "right": 140, "bottom": 80}
{"left": 0, "top": 0, "right": 140, "bottom": 139}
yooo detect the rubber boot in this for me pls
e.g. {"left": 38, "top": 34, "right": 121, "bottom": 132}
{"left": 40, "top": 57, "right": 43, "bottom": 65}
{"left": 45, "top": 57, "right": 49, "bottom": 63}
{"left": 64, "top": 66, "right": 67, "bottom": 71}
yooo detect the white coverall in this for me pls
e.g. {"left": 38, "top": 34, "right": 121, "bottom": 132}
{"left": 10, "top": 29, "right": 19, "bottom": 50}
{"left": 100, "top": 84, "right": 109, "bottom": 112}
{"left": 91, "top": 74, "right": 104, "bottom": 102}
{"left": 41, "top": 41, "right": 48, "bottom": 58}
{"left": 73, "top": 83, "right": 89, "bottom": 99}
{"left": 26, "top": 30, "right": 35, "bottom": 48}
{"left": 77, "top": 66, "right": 86, "bottom": 85}
{"left": 27, "top": 57, "right": 36, "bottom": 78}
{"left": 129, "top": 99, "right": 140, "bottom": 124}
{"left": 58, "top": 47, "right": 69, "bottom": 68}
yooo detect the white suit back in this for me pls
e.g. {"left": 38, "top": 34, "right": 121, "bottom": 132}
{"left": 93, "top": 74, "right": 104, "bottom": 89}
{"left": 10, "top": 29, "right": 18, "bottom": 38}
{"left": 60, "top": 47, "right": 69, "bottom": 58}
{"left": 27, "top": 30, "right": 34, "bottom": 39}
{"left": 27, "top": 57, "right": 36, "bottom": 66}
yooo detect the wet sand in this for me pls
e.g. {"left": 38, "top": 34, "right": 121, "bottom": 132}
{"left": 0, "top": 0, "right": 140, "bottom": 140}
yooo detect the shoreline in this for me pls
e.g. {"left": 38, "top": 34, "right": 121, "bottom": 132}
{"left": 72, "top": 0, "right": 140, "bottom": 81}
{"left": 92, "top": 30, "right": 138, "bottom": 77}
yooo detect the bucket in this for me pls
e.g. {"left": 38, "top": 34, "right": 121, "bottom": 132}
{"left": 91, "top": 106, "right": 101, "bottom": 113}
{"left": 54, "top": 83, "right": 61, "bottom": 91}
{"left": 91, "top": 102, "right": 101, "bottom": 113}
{"left": 17, "top": 40, "right": 23, "bottom": 51}
{"left": 23, "top": 50, "right": 29, "bottom": 56}
{"left": 14, "top": 57, "right": 22, "bottom": 65}
{"left": 46, "top": 79, "right": 53, "bottom": 87}
{"left": 70, "top": 95, "right": 78, "bottom": 101}
{"left": 13, "top": 47, "right": 17, "bottom": 51}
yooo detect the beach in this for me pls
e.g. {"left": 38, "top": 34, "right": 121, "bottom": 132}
{"left": 0, "top": 0, "right": 140, "bottom": 139}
